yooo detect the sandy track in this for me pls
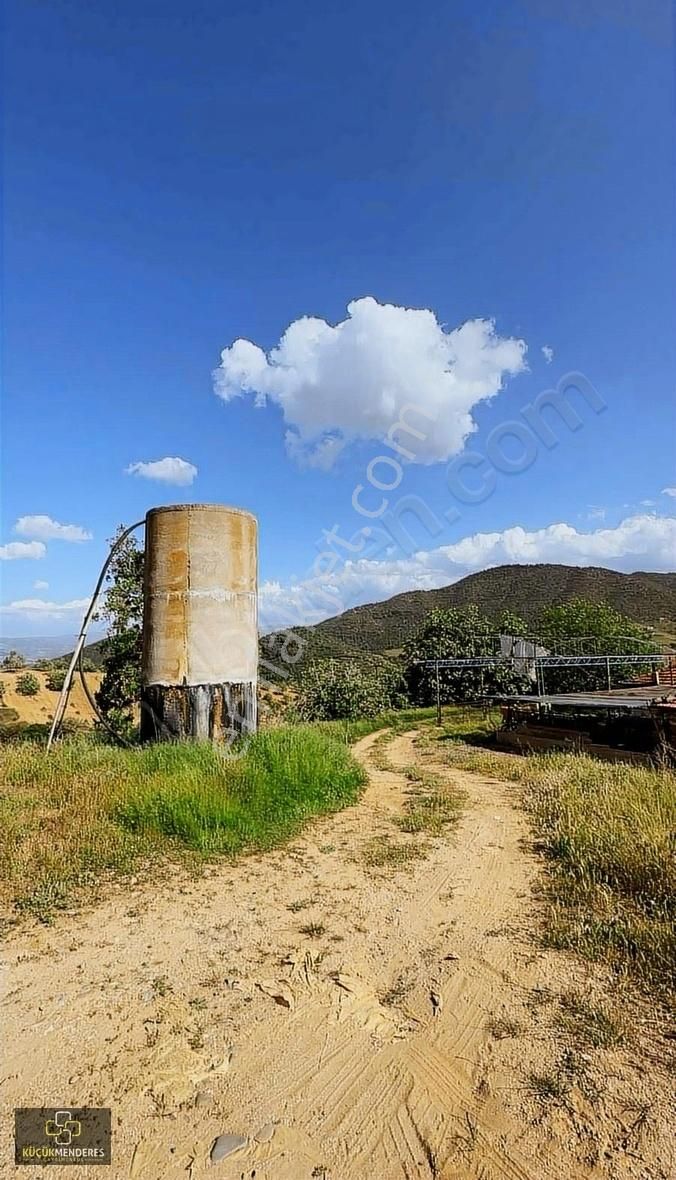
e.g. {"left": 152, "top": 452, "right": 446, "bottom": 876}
{"left": 2, "top": 731, "right": 673, "bottom": 1179}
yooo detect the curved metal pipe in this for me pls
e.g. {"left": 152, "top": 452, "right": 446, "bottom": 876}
{"left": 46, "top": 520, "right": 145, "bottom": 751}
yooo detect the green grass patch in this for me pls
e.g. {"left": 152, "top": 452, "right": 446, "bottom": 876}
{"left": 397, "top": 765, "right": 466, "bottom": 835}
{"left": 361, "top": 833, "right": 430, "bottom": 869}
{"left": 0, "top": 726, "right": 366, "bottom": 925}
{"left": 556, "top": 990, "right": 627, "bottom": 1049}
{"left": 315, "top": 705, "right": 441, "bottom": 746}
{"left": 117, "top": 727, "right": 365, "bottom": 853}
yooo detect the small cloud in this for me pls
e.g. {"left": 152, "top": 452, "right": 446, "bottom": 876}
{"left": 0, "top": 541, "right": 46, "bottom": 561}
{"left": 33, "top": 579, "right": 49, "bottom": 590}
{"left": 15, "top": 515, "right": 92, "bottom": 542}
{"left": 640, "top": 499, "right": 656, "bottom": 508}
{"left": 541, "top": 345, "right": 554, "bottom": 364}
{"left": 661, "top": 486, "right": 676, "bottom": 498}
{"left": 125, "top": 457, "right": 198, "bottom": 486}
{"left": 0, "top": 597, "right": 89, "bottom": 621}
{"left": 586, "top": 505, "right": 606, "bottom": 522}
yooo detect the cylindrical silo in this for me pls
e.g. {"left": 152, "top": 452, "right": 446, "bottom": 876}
{"left": 140, "top": 504, "right": 258, "bottom": 742}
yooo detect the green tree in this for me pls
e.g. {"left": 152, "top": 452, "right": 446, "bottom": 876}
{"left": 538, "top": 598, "right": 653, "bottom": 692}
{"left": 1, "top": 650, "right": 26, "bottom": 671}
{"left": 297, "top": 658, "right": 405, "bottom": 720}
{"left": 497, "top": 610, "right": 529, "bottom": 638}
{"left": 16, "top": 672, "right": 40, "bottom": 696}
{"left": 34, "top": 658, "right": 59, "bottom": 672}
{"left": 45, "top": 668, "right": 67, "bottom": 692}
{"left": 404, "top": 606, "right": 530, "bottom": 705}
{"left": 95, "top": 526, "right": 144, "bottom": 737}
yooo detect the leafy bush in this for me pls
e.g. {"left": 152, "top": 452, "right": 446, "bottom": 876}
{"left": 405, "top": 606, "right": 530, "bottom": 704}
{"left": 0, "top": 704, "right": 23, "bottom": 743}
{"left": 0, "top": 717, "right": 86, "bottom": 746}
{"left": 45, "top": 669, "right": 67, "bottom": 692}
{"left": 1, "top": 650, "right": 26, "bottom": 671}
{"left": 15, "top": 673, "right": 40, "bottom": 697}
{"left": 539, "top": 599, "right": 653, "bottom": 692}
{"left": 296, "top": 658, "right": 405, "bottom": 721}
{"left": 95, "top": 527, "right": 144, "bottom": 738}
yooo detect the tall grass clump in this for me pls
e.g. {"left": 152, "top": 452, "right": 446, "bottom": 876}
{"left": 117, "top": 726, "right": 366, "bottom": 852}
{"left": 522, "top": 753, "right": 675, "bottom": 989}
{"left": 0, "top": 726, "right": 365, "bottom": 925}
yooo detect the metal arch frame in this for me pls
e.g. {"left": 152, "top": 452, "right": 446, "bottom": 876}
{"left": 422, "top": 655, "right": 670, "bottom": 669}
{"left": 418, "top": 653, "right": 672, "bottom": 724}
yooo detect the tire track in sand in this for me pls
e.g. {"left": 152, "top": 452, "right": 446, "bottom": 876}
{"left": 2, "top": 729, "right": 673, "bottom": 1179}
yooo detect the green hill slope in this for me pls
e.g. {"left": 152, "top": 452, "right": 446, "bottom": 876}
{"left": 261, "top": 564, "right": 676, "bottom": 678}
{"left": 69, "top": 564, "right": 676, "bottom": 676}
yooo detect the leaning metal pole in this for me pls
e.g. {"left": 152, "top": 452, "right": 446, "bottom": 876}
{"left": 46, "top": 519, "right": 145, "bottom": 752}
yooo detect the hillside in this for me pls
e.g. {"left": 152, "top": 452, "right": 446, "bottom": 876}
{"left": 0, "top": 635, "right": 81, "bottom": 663}
{"left": 54, "top": 564, "right": 676, "bottom": 677}
{"left": 0, "top": 669, "right": 103, "bottom": 729}
{"left": 261, "top": 564, "right": 676, "bottom": 677}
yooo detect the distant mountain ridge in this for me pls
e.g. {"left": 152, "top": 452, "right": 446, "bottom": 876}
{"left": 15, "top": 564, "right": 676, "bottom": 672}
{"left": 0, "top": 635, "right": 81, "bottom": 662}
{"left": 260, "top": 564, "right": 676, "bottom": 677}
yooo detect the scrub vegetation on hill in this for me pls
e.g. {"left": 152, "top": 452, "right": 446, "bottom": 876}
{"left": 63, "top": 562, "right": 676, "bottom": 675}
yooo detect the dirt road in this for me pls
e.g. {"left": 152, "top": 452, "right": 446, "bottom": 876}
{"left": 2, "top": 731, "right": 673, "bottom": 1178}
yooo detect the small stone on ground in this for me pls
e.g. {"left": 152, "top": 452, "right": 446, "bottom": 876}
{"left": 254, "top": 1123, "right": 276, "bottom": 1143}
{"left": 210, "top": 1132, "right": 248, "bottom": 1162}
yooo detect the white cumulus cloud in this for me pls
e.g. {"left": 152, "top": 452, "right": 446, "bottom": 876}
{"left": 0, "top": 597, "right": 89, "bottom": 621}
{"left": 125, "top": 457, "right": 198, "bottom": 486}
{"left": 258, "top": 513, "right": 676, "bottom": 632}
{"left": 0, "top": 541, "right": 46, "bottom": 561}
{"left": 15, "top": 515, "right": 92, "bottom": 542}
{"left": 662, "top": 486, "right": 676, "bottom": 498}
{"left": 214, "top": 296, "right": 527, "bottom": 467}
{"left": 541, "top": 345, "right": 554, "bottom": 364}
{"left": 33, "top": 580, "right": 49, "bottom": 590}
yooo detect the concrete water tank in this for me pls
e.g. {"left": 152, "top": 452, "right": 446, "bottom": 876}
{"left": 140, "top": 504, "right": 258, "bottom": 742}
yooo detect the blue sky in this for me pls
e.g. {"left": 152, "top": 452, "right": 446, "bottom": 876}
{"left": 2, "top": 0, "right": 675, "bottom": 637}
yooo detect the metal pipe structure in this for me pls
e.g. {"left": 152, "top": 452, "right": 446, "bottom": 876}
{"left": 140, "top": 504, "right": 258, "bottom": 742}
{"left": 46, "top": 519, "right": 145, "bottom": 752}
{"left": 422, "top": 655, "right": 670, "bottom": 668}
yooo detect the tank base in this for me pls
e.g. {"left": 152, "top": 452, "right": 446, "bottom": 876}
{"left": 140, "top": 682, "right": 257, "bottom": 743}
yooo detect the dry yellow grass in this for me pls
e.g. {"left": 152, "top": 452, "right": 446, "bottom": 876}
{"left": 438, "top": 733, "right": 676, "bottom": 990}
{"left": 0, "top": 669, "right": 102, "bottom": 725}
